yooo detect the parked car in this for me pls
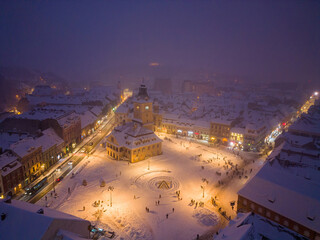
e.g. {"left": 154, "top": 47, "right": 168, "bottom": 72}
{"left": 56, "top": 176, "right": 63, "bottom": 182}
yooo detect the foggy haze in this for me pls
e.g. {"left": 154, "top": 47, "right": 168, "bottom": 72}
{"left": 0, "top": 0, "right": 319, "bottom": 85}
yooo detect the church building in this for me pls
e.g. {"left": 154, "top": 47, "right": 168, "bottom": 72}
{"left": 106, "top": 84, "right": 162, "bottom": 162}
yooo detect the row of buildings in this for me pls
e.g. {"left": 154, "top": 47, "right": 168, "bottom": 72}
{"left": 215, "top": 100, "right": 320, "bottom": 239}
{"left": 115, "top": 86, "right": 317, "bottom": 151}
{"left": 0, "top": 85, "right": 120, "bottom": 198}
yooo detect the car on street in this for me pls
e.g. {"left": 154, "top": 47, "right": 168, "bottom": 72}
{"left": 56, "top": 176, "right": 63, "bottom": 182}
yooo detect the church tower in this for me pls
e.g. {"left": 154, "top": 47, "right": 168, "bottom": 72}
{"left": 133, "top": 84, "right": 153, "bottom": 130}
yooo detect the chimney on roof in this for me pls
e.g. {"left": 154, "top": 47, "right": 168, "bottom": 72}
{"left": 37, "top": 208, "right": 44, "bottom": 214}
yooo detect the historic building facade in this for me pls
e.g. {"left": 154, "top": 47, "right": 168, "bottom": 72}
{"left": 106, "top": 84, "right": 162, "bottom": 163}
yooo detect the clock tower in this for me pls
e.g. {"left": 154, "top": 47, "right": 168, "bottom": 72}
{"left": 133, "top": 84, "right": 153, "bottom": 130}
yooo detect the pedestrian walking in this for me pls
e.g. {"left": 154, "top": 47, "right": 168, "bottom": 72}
{"left": 159, "top": 194, "right": 161, "bottom": 199}
{"left": 196, "top": 234, "right": 199, "bottom": 240}
{"left": 172, "top": 208, "right": 174, "bottom": 212}
{"left": 158, "top": 200, "right": 160, "bottom": 205}
{"left": 45, "top": 196, "right": 47, "bottom": 201}
{"left": 166, "top": 214, "right": 168, "bottom": 219}
{"left": 83, "top": 206, "right": 85, "bottom": 211}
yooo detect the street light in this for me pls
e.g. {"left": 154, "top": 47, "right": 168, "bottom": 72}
{"left": 201, "top": 185, "right": 205, "bottom": 198}
{"left": 108, "top": 186, "right": 114, "bottom": 207}
{"left": 201, "top": 178, "right": 209, "bottom": 198}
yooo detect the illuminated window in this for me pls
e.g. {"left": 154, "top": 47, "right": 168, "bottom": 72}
{"left": 137, "top": 106, "right": 140, "bottom": 109}
{"left": 145, "top": 106, "right": 149, "bottom": 110}
{"left": 283, "top": 220, "right": 289, "bottom": 227}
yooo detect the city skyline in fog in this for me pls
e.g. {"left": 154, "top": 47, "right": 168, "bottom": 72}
{"left": 0, "top": 0, "right": 319, "bottom": 84}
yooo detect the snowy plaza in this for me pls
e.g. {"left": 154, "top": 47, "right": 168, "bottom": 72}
{"left": 38, "top": 133, "right": 263, "bottom": 240}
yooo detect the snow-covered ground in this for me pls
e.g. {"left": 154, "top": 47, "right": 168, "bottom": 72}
{"left": 37, "top": 133, "right": 264, "bottom": 240}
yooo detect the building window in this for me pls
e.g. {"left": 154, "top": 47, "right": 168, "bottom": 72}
{"left": 250, "top": 203, "right": 255, "bottom": 210}
{"left": 266, "top": 211, "right": 271, "bottom": 218}
{"left": 243, "top": 199, "right": 247, "bottom": 206}
{"left": 303, "top": 230, "right": 310, "bottom": 238}
{"left": 283, "top": 220, "right": 289, "bottom": 227}
{"left": 293, "top": 225, "right": 299, "bottom": 232}
{"left": 274, "top": 215, "right": 279, "bottom": 222}
{"left": 258, "top": 207, "right": 263, "bottom": 213}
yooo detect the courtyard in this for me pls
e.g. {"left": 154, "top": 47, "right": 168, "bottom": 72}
{"left": 38, "top": 133, "right": 264, "bottom": 240}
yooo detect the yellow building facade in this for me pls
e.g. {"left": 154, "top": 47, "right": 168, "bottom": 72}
{"left": 106, "top": 84, "right": 163, "bottom": 163}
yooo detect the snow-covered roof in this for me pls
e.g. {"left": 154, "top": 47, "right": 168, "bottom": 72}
{"left": 57, "top": 112, "right": 80, "bottom": 129}
{"left": 106, "top": 122, "right": 162, "bottom": 149}
{"left": 115, "top": 104, "right": 129, "bottom": 114}
{"left": 80, "top": 111, "right": 97, "bottom": 129}
{"left": 10, "top": 137, "right": 41, "bottom": 158}
{"left": 0, "top": 199, "right": 90, "bottom": 240}
{"left": 214, "top": 212, "right": 308, "bottom": 240}
{"left": 0, "top": 132, "right": 29, "bottom": 151}
{"left": 36, "top": 128, "right": 64, "bottom": 152}
{"left": 90, "top": 106, "right": 102, "bottom": 117}
{"left": 16, "top": 108, "right": 68, "bottom": 121}
{"left": 0, "top": 152, "right": 21, "bottom": 177}
{"left": 238, "top": 162, "right": 320, "bottom": 234}
{"left": 289, "top": 105, "right": 320, "bottom": 137}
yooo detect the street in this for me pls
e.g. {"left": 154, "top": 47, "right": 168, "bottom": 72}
{"left": 15, "top": 113, "right": 115, "bottom": 204}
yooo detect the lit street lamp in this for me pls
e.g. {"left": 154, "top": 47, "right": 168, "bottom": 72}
{"left": 108, "top": 186, "right": 114, "bottom": 207}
